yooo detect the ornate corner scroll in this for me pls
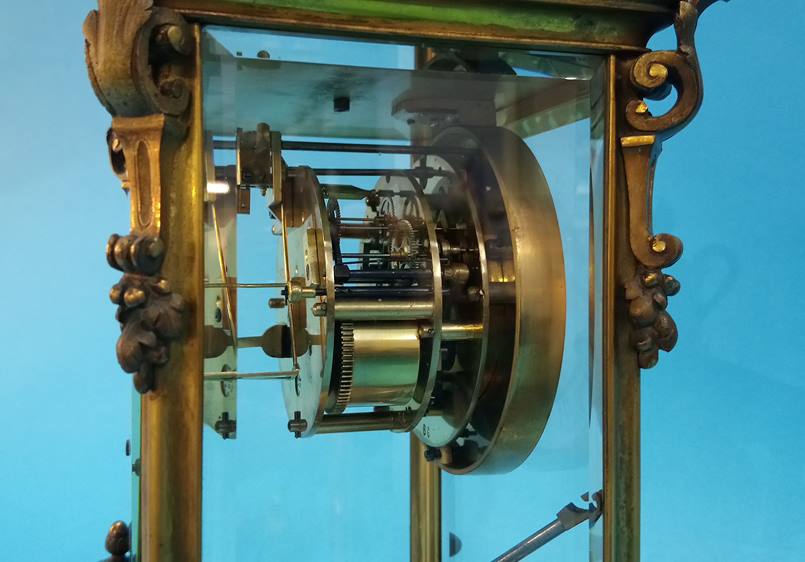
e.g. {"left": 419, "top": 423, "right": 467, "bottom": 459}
{"left": 84, "top": 0, "right": 192, "bottom": 118}
{"left": 84, "top": 1, "right": 192, "bottom": 391}
{"left": 619, "top": 0, "right": 717, "bottom": 368}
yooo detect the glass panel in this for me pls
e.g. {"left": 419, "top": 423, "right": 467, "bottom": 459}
{"left": 201, "top": 30, "right": 414, "bottom": 562}
{"left": 201, "top": 26, "right": 603, "bottom": 561}
{"left": 441, "top": 56, "right": 605, "bottom": 562}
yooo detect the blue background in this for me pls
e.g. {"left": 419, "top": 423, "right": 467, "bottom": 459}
{"left": 0, "top": 1, "right": 802, "bottom": 561}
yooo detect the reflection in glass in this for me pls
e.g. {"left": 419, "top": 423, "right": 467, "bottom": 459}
{"left": 200, "top": 27, "right": 604, "bottom": 561}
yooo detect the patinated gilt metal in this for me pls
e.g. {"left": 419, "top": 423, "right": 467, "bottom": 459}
{"left": 82, "top": 1, "right": 723, "bottom": 561}
{"left": 85, "top": 1, "right": 194, "bottom": 392}
{"left": 103, "top": 520, "right": 131, "bottom": 562}
{"left": 85, "top": 1, "right": 205, "bottom": 561}
{"left": 619, "top": 0, "right": 715, "bottom": 368}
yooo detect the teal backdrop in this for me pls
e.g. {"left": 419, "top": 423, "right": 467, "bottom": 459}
{"left": 0, "top": 1, "right": 802, "bottom": 561}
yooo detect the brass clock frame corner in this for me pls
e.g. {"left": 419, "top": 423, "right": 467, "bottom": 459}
{"left": 82, "top": 1, "right": 724, "bottom": 561}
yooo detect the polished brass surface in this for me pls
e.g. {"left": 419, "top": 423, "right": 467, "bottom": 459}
{"left": 333, "top": 298, "right": 434, "bottom": 321}
{"left": 428, "top": 323, "right": 484, "bottom": 342}
{"left": 605, "top": 53, "right": 642, "bottom": 562}
{"left": 347, "top": 323, "right": 422, "bottom": 406}
{"left": 411, "top": 436, "right": 441, "bottom": 562}
{"left": 202, "top": 171, "right": 239, "bottom": 438}
{"left": 238, "top": 112, "right": 567, "bottom": 471}
{"left": 421, "top": 127, "right": 566, "bottom": 474}
{"left": 368, "top": 177, "right": 445, "bottom": 434}
{"left": 277, "top": 166, "right": 336, "bottom": 437}
{"left": 138, "top": 26, "right": 204, "bottom": 562}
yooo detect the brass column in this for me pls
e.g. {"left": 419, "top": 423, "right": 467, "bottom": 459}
{"left": 411, "top": 436, "right": 441, "bottom": 562}
{"left": 603, "top": 54, "right": 641, "bottom": 562}
{"left": 84, "top": 2, "right": 205, "bottom": 558}
{"left": 139, "top": 28, "right": 205, "bottom": 562}
{"left": 411, "top": 43, "right": 441, "bottom": 562}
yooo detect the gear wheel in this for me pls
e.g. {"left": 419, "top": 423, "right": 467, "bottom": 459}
{"left": 332, "top": 322, "right": 355, "bottom": 413}
{"left": 390, "top": 218, "right": 418, "bottom": 263}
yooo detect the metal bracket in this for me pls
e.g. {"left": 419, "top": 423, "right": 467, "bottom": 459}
{"left": 618, "top": 0, "right": 718, "bottom": 368}
{"left": 85, "top": 0, "right": 194, "bottom": 392}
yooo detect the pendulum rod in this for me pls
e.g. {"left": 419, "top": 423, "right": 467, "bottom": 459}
{"left": 492, "top": 493, "right": 602, "bottom": 562}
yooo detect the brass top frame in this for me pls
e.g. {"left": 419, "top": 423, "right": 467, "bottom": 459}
{"left": 157, "top": 0, "right": 680, "bottom": 53}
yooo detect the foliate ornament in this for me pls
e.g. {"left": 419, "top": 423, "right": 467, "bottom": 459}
{"left": 84, "top": 0, "right": 193, "bottom": 391}
{"left": 625, "top": 268, "right": 681, "bottom": 369}
{"left": 108, "top": 233, "right": 184, "bottom": 393}
{"left": 619, "top": 0, "right": 721, "bottom": 368}
{"left": 84, "top": 0, "right": 192, "bottom": 118}
{"left": 103, "top": 115, "right": 186, "bottom": 393}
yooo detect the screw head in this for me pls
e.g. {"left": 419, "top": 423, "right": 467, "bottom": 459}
{"left": 650, "top": 237, "right": 667, "bottom": 253}
{"left": 424, "top": 447, "right": 442, "bottom": 462}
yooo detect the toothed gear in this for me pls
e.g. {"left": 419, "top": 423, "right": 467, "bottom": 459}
{"left": 390, "top": 218, "right": 418, "bottom": 264}
{"left": 333, "top": 323, "right": 355, "bottom": 412}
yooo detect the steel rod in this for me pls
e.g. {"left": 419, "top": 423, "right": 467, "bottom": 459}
{"left": 492, "top": 520, "right": 566, "bottom": 562}
{"left": 340, "top": 253, "right": 428, "bottom": 261}
{"left": 492, "top": 500, "right": 596, "bottom": 562}
{"left": 205, "top": 282, "right": 286, "bottom": 289}
{"left": 213, "top": 138, "right": 473, "bottom": 156}
{"left": 341, "top": 252, "right": 395, "bottom": 258}
{"left": 284, "top": 140, "right": 472, "bottom": 155}
{"left": 314, "top": 168, "right": 451, "bottom": 178}
{"left": 339, "top": 269, "right": 432, "bottom": 282}
{"left": 204, "top": 370, "right": 299, "bottom": 381}
{"left": 321, "top": 183, "right": 371, "bottom": 200}
{"left": 418, "top": 323, "right": 484, "bottom": 341}
{"left": 316, "top": 411, "right": 412, "bottom": 434}
{"left": 334, "top": 287, "right": 434, "bottom": 298}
